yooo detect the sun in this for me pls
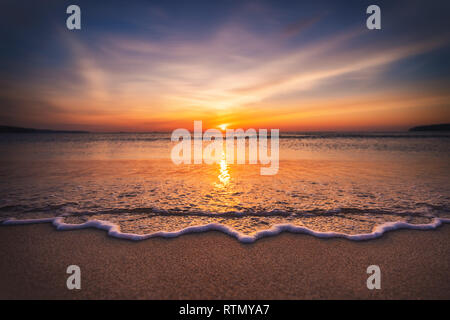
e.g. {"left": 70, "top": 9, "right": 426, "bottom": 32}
{"left": 218, "top": 124, "right": 228, "bottom": 131}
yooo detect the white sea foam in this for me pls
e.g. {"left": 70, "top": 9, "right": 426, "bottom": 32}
{"left": 3, "top": 217, "right": 450, "bottom": 243}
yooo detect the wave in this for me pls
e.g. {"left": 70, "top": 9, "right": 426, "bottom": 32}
{"left": 3, "top": 216, "right": 450, "bottom": 243}
{"left": 1, "top": 204, "right": 447, "bottom": 218}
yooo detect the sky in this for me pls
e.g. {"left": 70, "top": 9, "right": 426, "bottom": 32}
{"left": 0, "top": 0, "right": 449, "bottom": 132}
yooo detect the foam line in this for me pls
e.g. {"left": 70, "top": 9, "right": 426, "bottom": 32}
{"left": 3, "top": 216, "right": 450, "bottom": 243}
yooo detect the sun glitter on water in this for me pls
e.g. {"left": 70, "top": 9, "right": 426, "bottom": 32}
{"left": 216, "top": 151, "right": 230, "bottom": 187}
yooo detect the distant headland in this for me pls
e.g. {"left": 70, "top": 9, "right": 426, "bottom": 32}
{"left": 409, "top": 124, "right": 450, "bottom": 132}
{"left": 0, "top": 125, "right": 88, "bottom": 134}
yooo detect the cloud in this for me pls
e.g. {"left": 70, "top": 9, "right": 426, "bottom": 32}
{"left": 3, "top": 5, "right": 450, "bottom": 131}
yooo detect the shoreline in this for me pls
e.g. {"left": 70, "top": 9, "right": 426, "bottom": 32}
{"left": 4, "top": 217, "right": 450, "bottom": 243}
{"left": 1, "top": 223, "right": 450, "bottom": 299}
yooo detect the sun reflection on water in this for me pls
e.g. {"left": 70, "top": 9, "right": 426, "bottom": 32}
{"left": 216, "top": 151, "right": 230, "bottom": 187}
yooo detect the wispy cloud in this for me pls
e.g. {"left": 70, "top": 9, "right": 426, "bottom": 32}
{"left": 2, "top": 1, "right": 449, "bottom": 131}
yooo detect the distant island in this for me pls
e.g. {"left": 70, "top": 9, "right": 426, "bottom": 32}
{"left": 0, "top": 125, "right": 88, "bottom": 134}
{"left": 409, "top": 124, "right": 450, "bottom": 132}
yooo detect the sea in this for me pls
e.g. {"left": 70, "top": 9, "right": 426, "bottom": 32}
{"left": 1, "top": 131, "right": 449, "bottom": 242}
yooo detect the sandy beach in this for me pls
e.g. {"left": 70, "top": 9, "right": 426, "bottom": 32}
{"left": 0, "top": 223, "right": 449, "bottom": 299}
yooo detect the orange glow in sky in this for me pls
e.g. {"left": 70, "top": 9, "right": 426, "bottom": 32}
{"left": 2, "top": 3, "right": 449, "bottom": 132}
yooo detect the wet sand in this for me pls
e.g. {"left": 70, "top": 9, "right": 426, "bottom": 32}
{"left": 0, "top": 223, "right": 449, "bottom": 299}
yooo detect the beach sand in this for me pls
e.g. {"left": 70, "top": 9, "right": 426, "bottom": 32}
{"left": 0, "top": 223, "right": 449, "bottom": 299}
